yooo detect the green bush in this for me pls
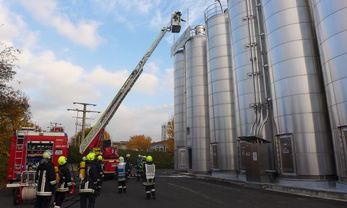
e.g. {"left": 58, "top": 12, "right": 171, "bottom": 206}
{"left": 68, "top": 145, "right": 83, "bottom": 164}
{"left": 118, "top": 149, "right": 173, "bottom": 169}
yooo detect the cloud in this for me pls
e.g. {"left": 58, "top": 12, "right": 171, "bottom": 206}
{"left": 19, "top": 0, "right": 101, "bottom": 48}
{"left": 0, "top": 1, "right": 38, "bottom": 48}
{"left": 108, "top": 104, "right": 173, "bottom": 141}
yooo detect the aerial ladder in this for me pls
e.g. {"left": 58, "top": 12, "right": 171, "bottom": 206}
{"left": 79, "top": 11, "right": 183, "bottom": 154}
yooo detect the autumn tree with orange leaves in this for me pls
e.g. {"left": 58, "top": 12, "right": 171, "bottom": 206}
{"left": 126, "top": 135, "right": 152, "bottom": 151}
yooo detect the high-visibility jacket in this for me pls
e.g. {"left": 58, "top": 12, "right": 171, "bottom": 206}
{"left": 56, "top": 164, "right": 72, "bottom": 192}
{"left": 79, "top": 161, "right": 86, "bottom": 181}
{"left": 142, "top": 162, "right": 155, "bottom": 186}
{"left": 115, "top": 162, "right": 127, "bottom": 181}
{"left": 36, "top": 159, "right": 56, "bottom": 196}
{"left": 79, "top": 161, "right": 98, "bottom": 194}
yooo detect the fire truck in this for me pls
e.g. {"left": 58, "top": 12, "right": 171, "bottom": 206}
{"left": 79, "top": 11, "right": 182, "bottom": 175}
{"left": 6, "top": 126, "right": 69, "bottom": 204}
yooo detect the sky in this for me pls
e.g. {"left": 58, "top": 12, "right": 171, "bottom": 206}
{"left": 0, "top": 0, "right": 217, "bottom": 142}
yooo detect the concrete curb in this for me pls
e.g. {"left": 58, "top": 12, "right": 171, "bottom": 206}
{"left": 178, "top": 172, "right": 347, "bottom": 202}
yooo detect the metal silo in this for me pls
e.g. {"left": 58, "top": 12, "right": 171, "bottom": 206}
{"left": 309, "top": 0, "right": 347, "bottom": 182}
{"left": 174, "top": 49, "right": 187, "bottom": 170}
{"left": 261, "top": 0, "right": 335, "bottom": 178}
{"left": 205, "top": 3, "right": 236, "bottom": 171}
{"left": 228, "top": 0, "right": 274, "bottom": 181}
{"left": 185, "top": 26, "right": 210, "bottom": 173}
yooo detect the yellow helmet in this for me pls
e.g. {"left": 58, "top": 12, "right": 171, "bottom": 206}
{"left": 86, "top": 152, "right": 96, "bottom": 161}
{"left": 58, "top": 156, "right": 67, "bottom": 165}
{"left": 146, "top": 156, "right": 153, "bottom": 162}
{"left": 97, "top": 155, "right": 103, "bottom": 161}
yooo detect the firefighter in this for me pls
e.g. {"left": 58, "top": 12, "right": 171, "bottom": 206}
{"left": 135, "top": 155, "right": 143, "bottom": 181}
{"left": 53, "top": 156, "right": 72, "bottom": 208}
{"left": 79, "top": 152, "right": 98, "bottom": 208}
{"left": 79, "top": 156, "right": 86, "bottom": 182}
{"left": 115, "top": 156, "right": 127, "bottom": 193}
{"left": 95, "top": 155, "right": 104, "bottom": 196}
{"left": 142, "top": 155, "right": 156, "bottom": 200}
{"left": 125, "top": 153, "right": 132, "bottom": 177}
{"left": 34, "top": 151, "right": 56, "bottom": 208}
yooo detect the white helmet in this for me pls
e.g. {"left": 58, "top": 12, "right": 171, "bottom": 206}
{"left": 119, "top": 156, "right": 124, "bottom": 163}
{"left": 42, "top": 151, "right": 51, "bottom": 159}
{"left": 126, "top": 153, "right": 131, "bottom": 158}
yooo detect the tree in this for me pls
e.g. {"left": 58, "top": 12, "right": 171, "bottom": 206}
{"left": 166, "top": 117, "right": 174, "bottom": 140}
{"left": 126, "top": 135, "right": 152, "bottom": 151}
{"left": 165, "top": 138, "right": 174, "bottom": 155}
{"left": 0, "top": 45, "right": 30, "bottom": 156}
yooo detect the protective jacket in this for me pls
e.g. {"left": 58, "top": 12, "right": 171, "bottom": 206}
{"left": 115, "top": 162, "right": 127, "bottom": 181}
{"left": 79, "top": 161, "right": 98, "bottom": 194}
{"left": 36, "top": 158, "right": 56, "bottom": 196}
{"left": 142, "top": 162, "right": 156, "bottom": 186}
{"left": 56, "top": 164, "right": 72, "bottom": 192}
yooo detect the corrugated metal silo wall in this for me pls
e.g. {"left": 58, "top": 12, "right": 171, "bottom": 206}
{"left": 261, "top": 0, "right": 335, "bottom": 177}
{"left": 206, "top": 11, "right": 237, "bottom": 171}
{"left": 309, "top": 0, "right": 347, "bottom": 182}
{"left": 174, "top": 50, "right": 187, "bottom": 170}
{"left": 185, "top": 29, "right": 210, "bottom": 173}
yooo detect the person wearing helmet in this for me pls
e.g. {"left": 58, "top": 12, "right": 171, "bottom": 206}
{"left": 142, "top": 155, "right": 156, "bottom": 200}
{"left": 34, "top": 151, "right": 56, "bottom": 208}
{"left": 79, "top": 156, "right": 86, "bottom": 182}
{"left": 95, "top": 155, "right": 104, "bottom": 196}
{"left": 53, "top": 156, "right": 72, "bottom": 208}
{"left": 135, "top": 155, "right": 143, "bottom": 181}
{"left": 125, "top": 153, "right": 133, "bottom": 177}
{"left": 115, "top": 156, "right": 127, "bottom": 193}
{"left": 79, "top": 152, "right": 98, "bottom": 208}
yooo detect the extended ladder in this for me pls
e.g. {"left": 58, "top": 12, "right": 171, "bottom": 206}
{"left": 79, "top": 12, "right": 183, "bottom": 154}
{"left": 13, "top": 135, "right": 24, "bottom": 178}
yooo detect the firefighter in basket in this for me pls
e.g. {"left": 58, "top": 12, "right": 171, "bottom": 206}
{"left": 34, "top": 151, "right": 56, "bottom": 208}
{"left": 53, "top": 156, "right": 72, "bottom": 208}
{"left": 142, "top": 155, "right": 156, "bottom": 200}
{"left": 79, "top": 152, "right": 98, "bottom": 208}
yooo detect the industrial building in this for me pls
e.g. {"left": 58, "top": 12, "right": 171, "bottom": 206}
{"left": 173, "top": 0, "right": 347, "bottom": 188}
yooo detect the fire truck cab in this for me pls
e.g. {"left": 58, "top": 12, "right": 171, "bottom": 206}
{"left": 6, "top": 127, "right": 69, "bottom": 204}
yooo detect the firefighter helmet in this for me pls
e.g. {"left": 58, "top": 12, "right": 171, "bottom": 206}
{"left": 42, "top": 151, "right": 51, "bottom": 159}
{"left": 97, "top": 155, "right": 103, "bottom": 161}
{"left": 146, "top": 156, "right": 153, "bottom": 162}
{"left": 82, "top": 156, "right": 86, "bottom": 161}
{"left": 126, "top": 153, "right": 131, "bottom": 158}
{"left": 58, "top": 156, "right": 67, "bottom": 165}
{"left": 86, "top": 152, "right": 95, "bottom": 161}
{"left": 119, "top": 156, "right": 124, "bottom": 163}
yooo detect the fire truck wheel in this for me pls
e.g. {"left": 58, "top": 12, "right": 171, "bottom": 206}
{"left": 13, "top": 188, "right": 21, "bottom": 205}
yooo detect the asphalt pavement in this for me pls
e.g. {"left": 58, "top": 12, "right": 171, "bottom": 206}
{"left": 1, "top": 173, "right": 346, "bottom": 208}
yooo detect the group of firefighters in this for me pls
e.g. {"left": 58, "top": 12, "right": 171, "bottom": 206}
{"left": 34, "top": 151, "right": 156, "bottom": 208}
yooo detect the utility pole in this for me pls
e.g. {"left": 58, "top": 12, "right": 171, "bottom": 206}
{"left": 67, "top": 102, "right": 100, "bottom": 146}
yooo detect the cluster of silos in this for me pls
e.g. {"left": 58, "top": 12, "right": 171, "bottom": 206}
{"left": 173, "top": 0, "right": 347, "bottom": 183}
{"left": 173, "top": 26, "right": 210, "bottom": 173}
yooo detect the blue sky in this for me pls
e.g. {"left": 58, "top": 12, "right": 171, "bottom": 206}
{"left": 1, "top": 0, "right": 215, "bottom": 141}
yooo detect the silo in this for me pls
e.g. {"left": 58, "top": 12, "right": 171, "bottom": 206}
{"left": 205, "top": 3, "right": 236, "bottom": 171}
{"left": 228, "top": 0, "right": 258, "bottom": 139}
{"left": 185, "top": 26, "right": 210, "bottom": 173}
{"left": 309, "top": 0, "right": 347, "bottom": 182}
{"left": 261, "top": 0, "right": 335, "bottom": 178}
{"left": 174, "top": 49, "right": 187, "bottom": 170}
{"left": 227, "top": 0, "right": 274, "bottom": 181}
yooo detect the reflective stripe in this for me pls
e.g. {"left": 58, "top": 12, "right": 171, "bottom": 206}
{"left": 50, "top": 180, "right": 57, "bottom": 185}
{"left": 118, "top": 186, "right": 122, "bottom": 189}
{"left": 37, "top": 191, "right": 52, "bottom": 196}
{"left": 41, "top": 170, "right": 46, "bottom": 193}
{"left": 79, "top": 189, "right": 94, "bottom": 193}
{"left": 146, "top": 191, "right": 150, "bottom": 193}
{"left": 151, "top": 189, "right": 155, "bottom": 192}
{"left": 54, "top": 206, "right": 61, "bottom": 208}
{"left": 67, "top": 182, "right": 72, "bottom": 186}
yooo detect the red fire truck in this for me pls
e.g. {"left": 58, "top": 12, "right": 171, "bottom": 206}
{"left": 6, "top": 126, "right": 69, "bottom": 204}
